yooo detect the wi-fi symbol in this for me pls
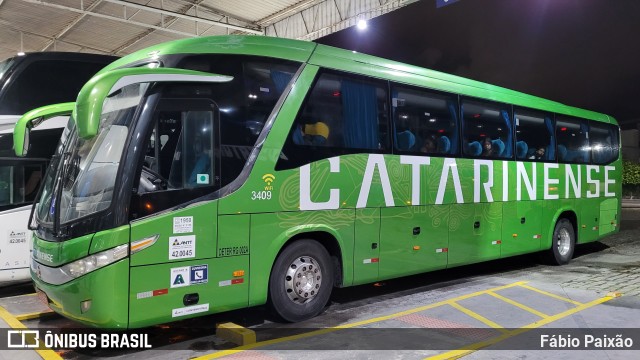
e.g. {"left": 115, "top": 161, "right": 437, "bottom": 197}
{"left": 262, "top": 173, "right": 275, "bottom": 186}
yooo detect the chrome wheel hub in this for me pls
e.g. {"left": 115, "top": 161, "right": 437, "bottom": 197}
{"left": 284, "top": 256, "right": 322, "bottom": 304}
{"left": 557, "top": 228, "right": 571, "bottom": 256}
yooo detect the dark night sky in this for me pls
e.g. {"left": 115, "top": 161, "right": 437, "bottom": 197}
{"left": 316, "top": 0, "right": 640, "bottom": 127}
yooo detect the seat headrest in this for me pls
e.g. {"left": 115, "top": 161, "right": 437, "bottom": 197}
{"left": 516, "top": 141, "right": 528, "bottom": 159}
{"left": 396, "top": 130, "right": 416, "bottom": 151}
{"left": 437, "top": 136, "right": 451, "bottom": 154}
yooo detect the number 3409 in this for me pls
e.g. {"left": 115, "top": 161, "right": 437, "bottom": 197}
{"left": 251, "top": 190, "right": 272, "bottom": 200}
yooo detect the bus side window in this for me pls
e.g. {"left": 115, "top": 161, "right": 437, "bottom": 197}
{"left": 589, "top": 121, "right": 619, "bottom": 165}
{"left": 0, "top": 162, "right": 44, "bottom": 210}
{"left": 276, "top": 71, "right": 390, "bottom": 170}
{"left": 390, "top": 84, "right": 459, "bottom": 156}
{"left": 461, "top": 98, "right": 513, "bottom": 159}
{"left": 556, "top": 116, "right": 589, "bottom": 163}
{"left": 514, "top": 108, "right": 554, "bottom": 161}
{"left": 132, "top": 98, "right": 218, "bottom": 219}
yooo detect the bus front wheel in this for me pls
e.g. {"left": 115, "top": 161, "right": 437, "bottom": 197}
{"left": 268, "top": 239, "right": 334, "bottom": 322}
{"left": 545, "top": 219, "right": 575, "bottom": 265}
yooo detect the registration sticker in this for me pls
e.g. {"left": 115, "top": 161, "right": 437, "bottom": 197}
{"left": 7, "top": 230, "right": 27, "bottom": 244}
{"left": 172, "top": 216, "right": 193, "bottom": 234}
{"left": 169, "top": 235, "right": 196, "bottom": 260}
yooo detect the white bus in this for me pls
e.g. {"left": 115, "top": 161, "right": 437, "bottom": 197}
{"left": 0, "top": 52, "right": 116, "bottom": 285}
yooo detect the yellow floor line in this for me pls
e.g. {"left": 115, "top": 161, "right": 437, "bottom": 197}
{"left": 0, "top": 306, "right": 63, "bottom": 360}
{"left": 446, "top": 302, "right": 508, "bottom": 333}
{"left": 486, "top": 291, "right": 549, "bottom": 319}
{"left": 15, "top": 310, "right": 55, "bottom": 321}
{"left": 518, "top": 284, "right": 583, "bottom": 306}
{"left": 425, "top": 294, "right": 615, "bottom": 360}
{"left": 192, "top": 281, "right": 527, "bottom": 360}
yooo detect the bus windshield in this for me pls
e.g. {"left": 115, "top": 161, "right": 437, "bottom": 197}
{"left": 36, "top": 83, "right": 147, "bottom": 226}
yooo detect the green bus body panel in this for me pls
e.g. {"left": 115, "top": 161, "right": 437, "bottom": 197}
{"left": 379, "top": 206, "right": 448, "bottom": 278}
{"left": 33, "top": 233, "right": 93, "bottom": 267}
{"left": 129, "top": 256, "right": 248, "bottom": 328}
{"left": 99, "top": 35, "right": 317, "bottom": 75}
{"left": 129, "top": 202, "right": 217, "bottom": 267}
{"left": 448, "top": 203, "right": 502, "bottom": 266}
{"left": 501, "top": 201, "right": 542, "bottom": 257}
{"left": 218, "top": 215, "right": 250, "bottom": 257}
{"left": 13, "top": 102, "right": 75, "bottom": 156}
{"left": 89, "top": 225, "right": 130, "bottom": 255}
{"left": 353, "top": 208, "right": 381, "bottom": 285}
{"left": 248, "top": 211, "right": 355, "bottom": 307}
{"left": 33, "top": 259, "right": 130, "bottom": 328}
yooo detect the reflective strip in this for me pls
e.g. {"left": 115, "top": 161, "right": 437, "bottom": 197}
{"left": 533, "top": 235, "right": 541, "bottom": 239}
{"left": 219, "top": 279, "right": 244, "bottom": 286}
{"left": 492, "top": 240, "right": 502, "bottom": 245}
{"left": 436, "top": 248, "right": 449, "bottom": 253}
{"left": 137, "top": 288, "right": 168, "bottom": 299}
{"left": 363, "top": 258, "right": 379, "bottom": 264}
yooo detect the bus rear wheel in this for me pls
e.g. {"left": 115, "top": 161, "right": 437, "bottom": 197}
{"left": 545, "top": 218, "right": 575, "bottom": 265}
{"left": 268, "top": 239, "right": 334, "bottom": 322}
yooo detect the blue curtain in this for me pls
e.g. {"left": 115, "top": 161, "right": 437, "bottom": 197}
{"left": 270, "top": 70, "right": 293, "bottom": 94}
{"left": 447, "top": 101, "right": 459, "bottom": 153}
{"left": 500, "top": 110, "right": 512, "bottom": 157}
{"left": 342, "top": 79, "right": 379, "bottom": 149}
{"left": 544, "top": 117, "right": 555, "bottom": 160}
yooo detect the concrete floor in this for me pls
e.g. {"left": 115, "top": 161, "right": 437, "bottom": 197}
{"left": 3, "top": 209, "right": 640, "bottom": 360}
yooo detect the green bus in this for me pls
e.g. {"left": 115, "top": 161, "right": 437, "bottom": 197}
{"left": 18, "top": 35, "right": 620, "bottom": 328}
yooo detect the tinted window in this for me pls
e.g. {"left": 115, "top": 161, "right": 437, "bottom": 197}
{"left": 277, "top": 71, "right": 389, "bottom": 169}
{"left": 391, "top": 85, "right": 458, "bottom": 155}
{"left": 132, "top": 98, "right": 218, "bottom": 219}
{"left": 556, "top": 116, "right": 589, "bottom": 163}
{"left": 514, "top": 108, "right": 554, "bottom": 161}
{"left": 175, "top": 55, "right": 299, "bottom": 186}
{"left": 462, "top": 99, "right": 512, "bottom": 159}
{"left": 0, "top": 60, "right": 107, "bottom": 115}
{"left": 589, "top": 121, "right": 619, "bottom": 165}
{"left": 0, "top": 160, "right": 46, "bottom": 211}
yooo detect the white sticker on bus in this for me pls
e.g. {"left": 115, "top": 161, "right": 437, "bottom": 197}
{"left": 172, "top": 216, "right": 193, "bottom": 233}
{"left": 7, "top": 230, "right": 27, "bottom": 244}
{"left": 170, "top": 267, "right": 190, "bottom": 288}
{"left": 171, "top": 303, "right": 209, "bottom": 318}
{"left": 169, "top": 235, "right": 196, "bottom": 260}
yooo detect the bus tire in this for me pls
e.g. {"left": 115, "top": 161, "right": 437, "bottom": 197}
{"left": 268, "top": 239, "right": 334, "bottom": 322}
{"left": 545, "top": 218, "right": 575, "bottom": 265}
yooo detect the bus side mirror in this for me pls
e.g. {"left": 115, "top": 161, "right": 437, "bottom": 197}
{"left": 14, "top": 102, "right": 75, "bottom": 157}
{"left": 74, "top": 67, "right": 233, "bottom": 139}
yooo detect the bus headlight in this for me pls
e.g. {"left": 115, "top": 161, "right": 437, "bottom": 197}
{"left": 61, "top": 244, "right": 129, "bottom": 279}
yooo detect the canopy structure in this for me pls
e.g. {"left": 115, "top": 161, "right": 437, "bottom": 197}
{"left": 0, "top": 0, "right": 418, "bottom": 60}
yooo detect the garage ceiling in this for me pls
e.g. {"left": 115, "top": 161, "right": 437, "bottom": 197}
{"left": 0, "top": 0, "right": 418, "bottom": 61}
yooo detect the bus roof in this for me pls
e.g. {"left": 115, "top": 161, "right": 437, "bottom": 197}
{"left": 100, "top": 35, "right": 616, "bottom": 125}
